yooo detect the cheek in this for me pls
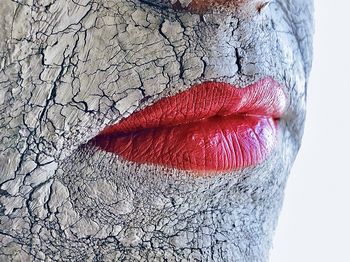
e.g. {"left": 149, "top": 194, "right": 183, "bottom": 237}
{"left": 270, "top": 0, "right": 314, "bottom": 143}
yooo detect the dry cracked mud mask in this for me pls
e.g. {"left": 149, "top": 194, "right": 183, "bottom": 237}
{"left": 0, "top": 0, "right": 314, "bottom": 261}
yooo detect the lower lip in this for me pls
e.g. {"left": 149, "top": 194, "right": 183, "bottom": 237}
{"left": 92, "top": 114, "right": 278, "bottom": 172}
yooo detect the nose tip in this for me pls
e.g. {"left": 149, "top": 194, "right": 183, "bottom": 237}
{"left": 171, "top": 0, "right": 270, "bottom": 13}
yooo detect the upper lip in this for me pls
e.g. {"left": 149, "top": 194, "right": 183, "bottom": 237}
{"left": 97, "top": 77, "right": 287, "bottom": 137}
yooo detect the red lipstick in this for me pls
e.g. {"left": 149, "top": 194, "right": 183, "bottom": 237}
{"left": 90, "top": 77, "right": 287, "bottom": 172}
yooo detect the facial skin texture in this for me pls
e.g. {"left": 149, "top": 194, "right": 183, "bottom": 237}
{"left": 0, "top": 0, "right": 313, "bottom": 261}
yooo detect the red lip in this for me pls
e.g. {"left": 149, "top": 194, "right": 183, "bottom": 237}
{"left": 90, "top": 77, "right": 287, "bottom": 172}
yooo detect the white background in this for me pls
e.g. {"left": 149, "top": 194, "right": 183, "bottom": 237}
{"left": 270, "top": 1, "right": 350, "bottom": 261}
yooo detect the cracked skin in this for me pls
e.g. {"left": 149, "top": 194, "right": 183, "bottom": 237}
{"left": 0, "top": 0, "right": 313, "bottom": 261}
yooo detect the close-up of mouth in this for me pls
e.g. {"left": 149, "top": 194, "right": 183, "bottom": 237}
{"left": 90, "top": 77, "right": 287, "bottom": 172}
{"left": 0, "top": 0, "right": 321, "bottom": 260}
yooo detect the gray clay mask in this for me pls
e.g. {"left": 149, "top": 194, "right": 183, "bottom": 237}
{"left": 0, "top": 0, "right": 314, "bottom": 261}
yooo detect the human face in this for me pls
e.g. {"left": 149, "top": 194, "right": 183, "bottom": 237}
{"left": 0, "top": 0, "right": 313, "bottom": 260}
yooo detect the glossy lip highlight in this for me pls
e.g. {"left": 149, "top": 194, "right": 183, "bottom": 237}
{"left": 90, "top": 77, "right": 287, "bottom": 173}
